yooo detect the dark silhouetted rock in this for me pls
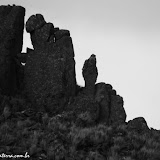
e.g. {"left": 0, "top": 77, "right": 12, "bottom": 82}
{"left": 65, "top": 56, "right": 99, "bottom": 126}
{"left": 24, "top": 14, "right": 76, "bottom": 114}
{"left": 27, "top": 22, "right": 54, "bottom": 49}
{"left": 27, "top": 47, "right": 34, "bottom": 53}
{"left": 26, "top": 14, "right": 46, "bottom": 33}
{"left": 109, "top": 94, "right": 126, "bottom": 125}
{"left": 82, "top": 54, "right": 98, "bottom": 96}
{"left": 66, "top": 93, "right": 100, "bottom": 127}
{"left": 17, "top": 53, "right": 27, "bottom": 63}
{"left": 0, "top": 5, "right": 25, "bottom": 95}
{"left": 127, "top": 117, "right": 150, "bottom": 133}
{"left": 95, "top": 83, "right": 110, "bottom": 124}
{"left": 54, "top": 29, "right": 70, "bottom": 41}
{"left": 54, "top": 27, "right": 59, "bottom": 32}
{"left": 0, "top": 6, "right": 129, "bottom": 129}
{"left": 95, "top": 83, "right": 126, "bottom": 125}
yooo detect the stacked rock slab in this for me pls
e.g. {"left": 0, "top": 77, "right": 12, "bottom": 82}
{"left": 24, "top": 14, "right": 77, "bottom": 114}
{"left": 0, "top": 5, "right": 25, "bottom": 95}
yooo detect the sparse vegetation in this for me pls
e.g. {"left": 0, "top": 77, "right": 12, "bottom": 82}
{"left": 0, "top": 98, "right": 160, "bottom": 160}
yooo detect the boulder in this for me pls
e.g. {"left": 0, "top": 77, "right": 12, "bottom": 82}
{"left": 127, "top": 117, "right": 150, "bottom": 133}
{"left": 26, "top": 14, "right": 46, "bottom": 33}
{"left": 0, "top": 5, "right": 25, "bottom": 95}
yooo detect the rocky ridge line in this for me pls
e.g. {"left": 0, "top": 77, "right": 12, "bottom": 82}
{"left": 0, "top": 5, "right": 150, "bottom": 132}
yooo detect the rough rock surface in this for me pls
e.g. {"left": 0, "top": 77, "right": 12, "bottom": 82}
{"left": 54, "top": 29, "right": 70, "bottom": 41}
{"left": 67, "top": 54, "right": 126, "bottom": 126}
{"left": 95, "top": 83, "right": 111, "bottom": 124}
{"left": 95, "top": 82, "right": 126, "bottom": 125}
{"left": 82, "top": 54, "right": 98, "bottom": 96}
{"left": 64, "top": 54, "right": 100, "bottom": 126}
{"left": 109, "top": 94, "right": 126, "bottom": 125}
{"left": 0, "top": 5, "right": 150, "bottom": 131}
{"left": 26, "top": 14, "right": 46, "bottom": 33}
{"left": 24, "top": 14, "right": 76, "bottom": 114}
{"left": 66, "top": 93, "right": 100, "bottom": 127}
{"left": 127, "top": 117, "right": 150, "bottom": 133}
{"left": 0, "top": 5, "right": 25, "bottom": 95}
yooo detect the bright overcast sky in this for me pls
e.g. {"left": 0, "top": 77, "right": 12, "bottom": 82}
{"left": 1, "top": 0, "right": 160, "bottom": 129}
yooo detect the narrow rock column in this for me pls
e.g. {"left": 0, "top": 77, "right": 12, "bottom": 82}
{"left": 82, "top": 54, "right": 98, "bottom": 96}
{"left": 0, "top": 5, "right": 25, "bottom": 95}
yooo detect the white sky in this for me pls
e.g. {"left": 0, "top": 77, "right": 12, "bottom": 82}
{"left": 1, "top": 0, "right": 160, "bottom": 129}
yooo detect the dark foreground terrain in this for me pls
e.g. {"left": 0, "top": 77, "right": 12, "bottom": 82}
{"left": 0, "top": 108, "right": 160, "bottom": 160}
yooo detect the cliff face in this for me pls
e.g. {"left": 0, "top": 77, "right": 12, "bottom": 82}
{"left": 0, "top": 5, "right": 25, "bottom": 95}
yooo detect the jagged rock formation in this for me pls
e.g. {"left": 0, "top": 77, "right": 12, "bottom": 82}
{"left": 0, "top": 5, "right": 151, "bottom": 130}
{"left": 0, "top": 6, "right": 127, "bottom": 126}
{"left": 2, "top": 6, "right": 160, "bottom": 160}
{"left": 127, "top": 117, "right": 150, "bottom": 133}
{"left": 95, "top": 83, "right": 112, "bottom": 124}
{"left": 65, "top": 54, "right": 126, "bottom": 126}
{"left": 94, "top": 82, "right": 126, "bottom": 125}
{"left": 24, "top": 14, "right": 76, "bottom": 114}
{"left": 82, "top": 54, "right": 98, "bottom": 96}
{"left": 0, "top": 5, "right": 25, "bottom": 96}
{"left": 110, "top": 94, "right": 126, "bottom": 125}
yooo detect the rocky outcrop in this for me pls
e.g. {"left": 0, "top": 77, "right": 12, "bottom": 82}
{"left": 0, "top": 5, "right": 25, "bottom": 95}
{"left": 64, "top": 54, "right": 99, "bottom": 127}
{"left": 95, "top": 83, "right": 111, "bottom": 124}
{"left": 95, "top": 82, "right": 126, "bottom": 125}
{"left": 26, "top": 14, "right": 46, "bottom": 33}
{"left": 66, "top": 94, "right": 100, "bottom": 127}
{"left": 83, "top": 54, "right": 98, "bottom": 96}
{"left": 24, "top": 14, "right": 76, "bottom": 114}
{"left": 127, "top": 117, "right": 150, "bottom": 133}
{"left": 109, "top": 94, "right": 126, "bottom": 125}
{"left": 24, "top": 12, "right": 127, "bottom": 124}
{"left": 0, "top": 5, "right": 150, "bottom": 130}
{"left": 65, "top": 54, "right": 126, "bottom": 126}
